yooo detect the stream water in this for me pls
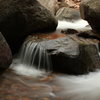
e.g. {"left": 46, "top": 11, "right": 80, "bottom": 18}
{"left": 18, "top": 40, "right": 52, "bottom": 71}
{"left": 10, "top": 38, "right": 52, "bottom": 77}
{"left": 8, "top": 19, "right": 100, "bottom": 100}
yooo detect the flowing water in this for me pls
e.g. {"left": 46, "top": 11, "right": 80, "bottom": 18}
{"left": 19, "top": 39, "right": 52, "bottom": 71}
{"left": 10, "top": 37, "right": 52, "bottom": 77}
{"left": 10, "top": 19, "right": 92, "bottom": 77}
{"left": 7, "top": 19, "right": 100, "bottom": 99}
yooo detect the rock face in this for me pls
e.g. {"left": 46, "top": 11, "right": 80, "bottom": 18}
{"left": 20, "top": 33, "right": 100, "bottom": 75}
{"left": 0, "top": 0, "right": 58, "bottom": 54}
{"left": 80, "top": 0, "right": 100, "bottom": 34}
{"left": 0, "top": 32, "right": 12, "bottom": 74}
{"left": 56, "top": 7, "right": 80, "bottom": 21}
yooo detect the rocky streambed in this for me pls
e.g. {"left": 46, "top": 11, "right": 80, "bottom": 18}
{"left": 0, "top": 0, "right": 100, "bottom": 100}
{"left": 0, "top": 32, "right": 100, "bottom": 100}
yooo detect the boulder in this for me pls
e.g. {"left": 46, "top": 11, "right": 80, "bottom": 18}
{"left": 18, "top": 33, "right": 100, "bottom": 75}
{"left": 0, "top": 0, "right": 58, "bottom": 54}
{"left": 37, "top": 0, "right": 58, "bottom": 15}
{"left": 0, "top": 32, "right": 12, "bottom": 74}
{"left": 38, "top": 0, "right": 69, "bottom": 15}
{"left": 56, "top": 1, "right": 69, "bottom": 13}
{"left": 56, "top": 7, "right": 80, "bottom": 21}
{"left": 80, "top": 0, "right": 100, "bottom": 34}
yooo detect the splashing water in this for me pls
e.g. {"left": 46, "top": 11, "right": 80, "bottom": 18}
{"left": 10, "top": 38, "right": 52, "bottom": 77}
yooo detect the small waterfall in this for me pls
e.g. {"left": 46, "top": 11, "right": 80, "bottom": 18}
{"left": 10, "top": 37, "right": 52, "bottom": 77}
{"left": 19, "top": 39, "right": 52, "bottom": 71}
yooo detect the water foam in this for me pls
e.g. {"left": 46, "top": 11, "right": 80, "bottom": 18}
{"left": 57, "top": 19, "right": 92, "bottom": 31}
{"left": 56, "top": 70, "right": 100, "bottom": 100}
{"left": 10, "top": 40, "right": 52, "bottom": 77}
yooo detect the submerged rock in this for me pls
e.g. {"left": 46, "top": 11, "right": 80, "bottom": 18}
{"left": 80, "top": 0, "right": 100, "bottom": 34}
{"left": 0, "top": 32, "right": 12, "bottom": 74}
{"left": 0, "top": 0, "right": 58, "bottom": 54}
{"left": 20, "top": 33, "right": 100, "bottom": 75}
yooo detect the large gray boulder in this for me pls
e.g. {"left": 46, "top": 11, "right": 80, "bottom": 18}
{"left": 0, "top": 32, "right": 12, "bottom": 74}
{"left": 0, "top": 0, "right": 58, "bottom": 54}
{"left": 18, "top": 33, "right": 100, "bottom": 75}
{"left": 80, "top": 0, "right": 100, "bottom": 34}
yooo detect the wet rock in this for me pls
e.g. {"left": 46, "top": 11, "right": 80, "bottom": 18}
{"left": 56, "top": 7, "right": 80, "bottom": 21}
{"left": 62, "top": 29, "right": 78, "bottom": 34}
{"left": 0, "top": 32, "right": 12, "bottom": 74}
{"left": 24, "top": 33, "right": 100, "bottom": 75}
{"left": 0, "top": 0, "right": 58, "bottom": 54}
{"left": 51, "top": 43, "right": 100, "bottom": 74}
{"left": 78, "top": 31, "right": 100, "bottom": 41}
{"left": 80, "top": 0, "right": 100, "bottom": 34}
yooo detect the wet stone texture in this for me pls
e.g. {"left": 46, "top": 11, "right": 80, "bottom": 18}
{"left": 25, "top": 33, "right": 100, "bottom": 75}
{"left": 0, "top": 33, "right": 100, "bottom": 100}
{"left": 0, "top": 70, "right": 65, "bottom": 100}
